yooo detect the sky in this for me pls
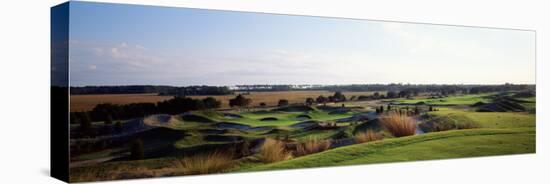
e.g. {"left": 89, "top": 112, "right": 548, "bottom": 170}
{"left": 68, "top": 1, "right": 536, "bottom": 87}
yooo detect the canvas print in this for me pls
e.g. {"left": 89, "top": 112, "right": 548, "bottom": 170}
{"left": 51, "top": 1, "right": 536, "bottom": 182}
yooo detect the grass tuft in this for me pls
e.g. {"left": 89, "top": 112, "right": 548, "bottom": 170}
{"left": 295, "top": 137, "right": 332, "bottom": 157}
{"left": 177, "top": 151, "right": 235, "bottom": 175}
{"left": 260, "top": 138, "right": 293, "bottom": 163}
{"left": 380, "top": 112, "right": 417, "bottom": 137}
{"left": 354, "top": 130, "right": 383, "bottom": 143}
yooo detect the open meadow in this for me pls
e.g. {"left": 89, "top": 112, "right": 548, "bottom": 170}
{"left": 70, "top": 91, "right": 379, "bottom": 112}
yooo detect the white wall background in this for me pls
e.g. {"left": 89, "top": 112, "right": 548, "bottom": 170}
{"left": 0, "top": 0, "right": 547, "bottom": 183}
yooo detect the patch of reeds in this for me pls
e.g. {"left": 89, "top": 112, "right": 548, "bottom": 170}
{"left": 380, "top": 112, "right": 417, "bottom": 137}
{"left": 260, "top": 138, "right": 293, "bottom": 163}
{"left": 177, "top": 151, "right": 235, "bottom": 175}
{"left": 295, "top": 137, "right": 332, "bottom": 157}
{"left": 354, "top": 130, "right": 383, "bottom": 143}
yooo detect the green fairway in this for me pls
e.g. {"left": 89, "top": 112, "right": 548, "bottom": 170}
{"left": 391, "top": 93, "right": 493, "bottom": 105}
{"left": 240, "top": 128, "right": 535, "bottom": 171}
{"left": 428, "top": 108, "right": 535, "bottom": 128}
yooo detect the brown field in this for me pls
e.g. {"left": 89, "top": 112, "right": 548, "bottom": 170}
{"left": 70, "top": 91, "right": 381, "bottom": 112}
{"left": 70, "top": 93, "right": 172, "bottom": 112}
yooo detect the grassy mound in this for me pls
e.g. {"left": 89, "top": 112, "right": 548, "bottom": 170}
{"left": 512, "top": 91, "right": 535, "bottom": 98}
{"left": 428, "top": 108, "right": 535, "bottom": 128}
{"left": 477, "top": 97, "right": 526, "bottom": 112}
{"left": 180, "top": 114, "right": 215, "bottom": 123}
{"left": 241, "top": 128, "right": 534, "bottom": 171}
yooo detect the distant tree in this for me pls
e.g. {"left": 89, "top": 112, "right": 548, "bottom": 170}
{"left": 229, "top": 94, "right": 252, "bottom": 108}
{"left": 202, "top": 97, "right": 221, "bottom": 109}
{"left": 278, "top": 99, "right": 289, "bottom": 107}
{"left": 386, "top": 91, "right": 398, "bottom": 98}
{"left": 131, "top": 139, "right": 144, "bottom": 160}
{"left": 305, "top": 98, "right": 315, "bottom": 106}
{"left": 349, "top": 95, "right": 357, "bottom": 101}
{"left": 331, "top": 91, "right": 347, "bottom": 102}
{"left": 373, "top": 92, "right": 380, "bottom": 99}
{"left": 259, "top": 102, "right": 267, "bottom": 107}
{"left": 379, "top": 106, "right": 384, "bottom": 114}
{"left": 429, "top": 105, "right": 433, "bottom": 111}
{"left": 387, "top": 104, "right": 392, "bottom": 111}
{"left": 157, "top": 96, "right": 205, "bottom": 114}
{"left": 316, "top": 95, "right": 328, "bottom": 106}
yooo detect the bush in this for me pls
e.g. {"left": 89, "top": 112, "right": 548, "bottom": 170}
{"left": 260, "top": 138, "right": 292, "bottom": 163}
{"left": 380, "top": 112, "right": 417, "bottom": 137}
{"left": 229, "top": 94, "right": 252, "bottom": 108}
{"left": 177, "top": 151, "right": 235, "bottom": 175}
{"left": 419, "top": 115, "right": 480, "bottom": 132}
{"left": 278, "top": 99, "right": 289, "bottom": 107}
{"left": 295, "top": 137, "right": 331, "bottom": 157}
{"left": 354, "top": 130, "right": 383, "bottom": 143}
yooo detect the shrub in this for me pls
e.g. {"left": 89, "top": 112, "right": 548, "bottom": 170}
{"left": 295, "top": 137, "right": 331, "bottom": 157}
{"left": 177, "top": 151, "right": 235, "bottom": 175}
{"left": 419, "top": 115, "right": 480, "bottom": 132}
{"left": 229, "top": 94, "right": 252, "bottom": 108}
{"left": 260, "top": 138, "right": 292, "bottom": 163}
{"left": 354, "top": 130, "right": 383, "bottom": 143}
{"left": 278, "top": 99, "right": 289, "bottom": 107}
{"left": 380, "top": 112, "right": 417, "bottom": 137}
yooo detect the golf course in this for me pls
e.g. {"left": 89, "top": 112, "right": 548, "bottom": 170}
{"left": 68, "top": 88, "right": 536, "bottom": 182}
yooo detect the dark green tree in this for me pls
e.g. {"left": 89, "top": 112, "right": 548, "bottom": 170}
{"left": 278, "top": 99, "right": 289, "bottom": 107}
{"left": 305, "top": 98, "right": 315, "bottom": 106}
{"left": 229, "top": 94, "right": 252, "bottom": 108}
{"left": 316, "top": 95, "right": 328, "bottom": 106}
{"left": 202, "top": 97, "right": 221, "bottom": 109}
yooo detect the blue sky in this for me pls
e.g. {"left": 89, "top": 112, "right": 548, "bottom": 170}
{"left": 68, "top": 1, "right": 535, "bottom": 86}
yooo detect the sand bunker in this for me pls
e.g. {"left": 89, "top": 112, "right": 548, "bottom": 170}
{"left": 260, "top": 117, "right": 278, "bottom": 121}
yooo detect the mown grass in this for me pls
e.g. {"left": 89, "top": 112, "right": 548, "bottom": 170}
{"left": 391, "top": 93, "right": 493, "bottom": 105}
{"left": 240, "top": 128, "right": 535, "bottom": 171}
{"left": 428, "top": 108, "right": 535, "bottom": 128}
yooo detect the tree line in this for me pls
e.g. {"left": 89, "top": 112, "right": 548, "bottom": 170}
{"left": 70, "top": 96, "right": 222, "bottom": 125}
